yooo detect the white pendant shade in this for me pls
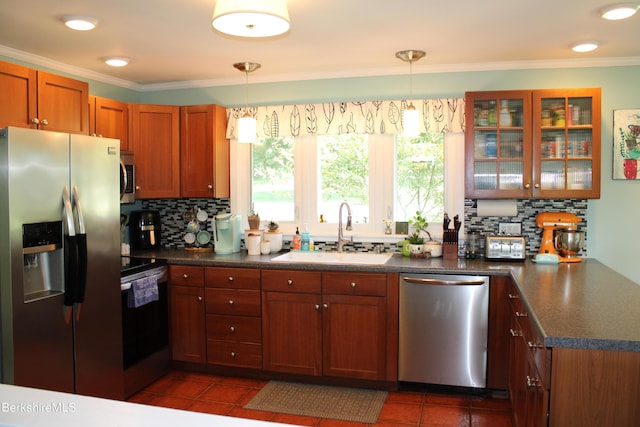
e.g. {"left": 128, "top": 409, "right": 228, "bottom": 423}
{"left": 238, "top": 115, "right": 257, "bottom": 143}
{"left": 212, "top": 0, "right": 290, "bottom": 38}
{"left": 403, "top": 106, "right": 420, "bottom": 138}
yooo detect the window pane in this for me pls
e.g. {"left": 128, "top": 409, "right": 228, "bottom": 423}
{"left": 318, "top": 135, "right": 369, "bottom": 224}
{"left": 251, "top": 137, "right": 295, "bottom": 222}
{"left": 395, "top": 133, "right": 445, "bottom": 223}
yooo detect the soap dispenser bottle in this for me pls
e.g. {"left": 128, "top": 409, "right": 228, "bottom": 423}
{"left": 301, "top": 223, "right": 310, "bottom": 251}
{"left": 293, "top": 227, "right": 301, "bottom": 250}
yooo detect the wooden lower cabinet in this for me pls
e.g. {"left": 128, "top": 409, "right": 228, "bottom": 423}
{"left": 261, "top": 269, "right": 392, "bottom": 381}
{"left": 205, "top": 267, "right": 262, "bottom": 369}
{"left": 168, "top": 266, "right": 206, "bottom": 363}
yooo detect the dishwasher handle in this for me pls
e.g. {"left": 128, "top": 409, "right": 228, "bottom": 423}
{"left": 402, "top": 277, "right": 486, "bottom": 286}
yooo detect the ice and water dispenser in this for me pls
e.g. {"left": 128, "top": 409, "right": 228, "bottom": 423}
{"left": 22, "top": 221, "right": 64, "bottom": 302}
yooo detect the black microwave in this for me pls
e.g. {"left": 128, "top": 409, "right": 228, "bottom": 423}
{"left": 120, "top": 151, "right": 135, "bottom": 204}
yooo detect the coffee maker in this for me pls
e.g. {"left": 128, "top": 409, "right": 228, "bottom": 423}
{"left": 129, "top": 210, "right": 162, "bottom": 249}
{"left": 213, "top": 214, "right": 241, "bottom": 254}
{"left": 536, "top": 212, "right": 584, "bottom": 263}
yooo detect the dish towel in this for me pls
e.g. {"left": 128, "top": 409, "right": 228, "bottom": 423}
{"left": 127, "top": 274, "right": 159, "bottom": 308}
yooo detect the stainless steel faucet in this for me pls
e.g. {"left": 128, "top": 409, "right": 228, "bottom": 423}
{"left": 337, "top": 201, "right": 353, "bottom": 252}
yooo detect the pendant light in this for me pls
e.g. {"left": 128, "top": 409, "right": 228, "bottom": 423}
{"left": 212, "top": 0, "right": 290, "bottom": 38}
{"left": 396, "top": 50, "right": 425, "bottom": 138}
{"left": 234, "top": 62, "right": 261, "bottom": 143}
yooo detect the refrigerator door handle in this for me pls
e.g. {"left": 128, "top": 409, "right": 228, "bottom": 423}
{"left": 62, "top": 187, "right": 79, "bottom": 319}
{"left": 72, "top": 186, "right": 89, "bottom": 318}
{"left": 119, "top": 159, "right": 127, "bottom": 201}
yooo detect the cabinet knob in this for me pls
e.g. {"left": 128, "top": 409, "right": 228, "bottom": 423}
{"left": 197, "top": 296, "right": 202, "bottom": 301}
{"left": 287, "top": 279, "right": 293, "bottom": 286}
{"left": 31, "top": 118, "right": 40, "bottom": 125}
{"left": 183, "top": 274, "right": 189, "bottom": 279}
{"left": 527, "top": 341, "right": 543, "bottom": 349}
{"left": 515, "top": 311, "right": 528, "bottom": 317}
{"left": 208, "top": 184, "right": 213, "bottom": 190}
{"left": 229, "top": 300, "right": 235, "bottom": 305}
{"left": 350, "top": 282, "right": 357, "bottom": 288}
{"left": 508, "top": 293, "right": 519, "bottom": 299}
{"left": 40, "top": 119, "right": 48, "bottom": 126}
{"left": 228, "top": 276, "right": 234, "bottom": 282}
{"left": 526, "top": 376, "right": 540, "bottom": 388}
{"left": 510, "top": 328, "right": 522, "bottom": 337}
{"left": 230, "top": 326, "right": 235, "bottom": 332}
{"left": 315, "top": 304, "right": 320, "bottom": 310}
{"left": 323, "top": 303, "right": 328, "bottom": 309}
{"left": 524, "top": 183, "right": 531, "bottom": 189}
{"left": 230, "top": 352, "right": 236, "bottom": 358}
{"left": 534, "top": 183, "right": 540, "bottom": 189}
{"left": 135, "top": 185, "right": 140, "bottom": 190}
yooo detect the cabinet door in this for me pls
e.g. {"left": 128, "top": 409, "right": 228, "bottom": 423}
{"left": 0, "top": 61, "right": 36, "bottom": 128}
{"left": 36, "top": 71, "right": 89, "bottom": 134}
{"left": 262, "top": 291, "right": 322, "bottom": 376}
{"left": 532, "top": 88, "right": 601, "bottom": 198}
{"left": 93, "top": 96, "right": 129, "bottom": 151}
{"left": 465, "top": 90, "right": 532, "bottom": 198}
{"left": 322, "top": 294, "right": 386, "bottom": 380}
{"left": 180, "top": 105, "right": 230, "bottom": 198}
{"left": 130, "top": 104, "right": 180, "bottom": 198}
{"left": 169, "top": 285, "right": 206, "bottom": 363}
{"left": 486, "top": 276, "right": 511, "bottom": 390}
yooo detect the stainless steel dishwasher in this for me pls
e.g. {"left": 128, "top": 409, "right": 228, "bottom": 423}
{"left": 398, "top": 273, "right": 489, "bottom": 388}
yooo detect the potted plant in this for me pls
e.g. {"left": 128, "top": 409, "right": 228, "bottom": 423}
{"left": 267, "top": 220, "right": 279, "bottom": 232}
{"left": 407, "top": 211, "right": 430, "bottom": 257}
{"left": 408, "top": 211, "right": 431, "bottom": 240}
{"left": 248, "top": 207, "right": 260, "bottom": 230}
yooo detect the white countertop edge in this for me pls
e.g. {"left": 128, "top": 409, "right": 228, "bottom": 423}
{"left": 0, "top": 384, "right": 296, "bottom": 427}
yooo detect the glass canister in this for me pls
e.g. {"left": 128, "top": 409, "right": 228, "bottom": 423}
{"left": 465, "top": 231, "right": 481, "bottom": 259}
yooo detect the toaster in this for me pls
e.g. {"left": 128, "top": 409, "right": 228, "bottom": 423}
{"left": 485, "top": 235, "right": 526, "bottom": 261}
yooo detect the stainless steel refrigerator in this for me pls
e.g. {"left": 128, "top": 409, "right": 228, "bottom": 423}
{"left": 0, "top": 126, "right": 124, "bottom": 400}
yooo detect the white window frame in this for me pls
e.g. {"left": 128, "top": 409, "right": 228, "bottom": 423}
{"left": 230, "top": 132, "right": 465, "bottom": 242}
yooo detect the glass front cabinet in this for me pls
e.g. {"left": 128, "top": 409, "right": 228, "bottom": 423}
{"left": 465, "top": 89, "right": 601, "bottom": 199}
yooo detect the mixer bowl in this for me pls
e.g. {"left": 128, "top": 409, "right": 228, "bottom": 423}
{"left": 554, "top": 230, "right": 584, "bottom": 258}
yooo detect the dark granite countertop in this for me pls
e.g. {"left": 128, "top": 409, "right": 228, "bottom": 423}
{"left": 132, "top": 248, "right": 640, "bottom": 352}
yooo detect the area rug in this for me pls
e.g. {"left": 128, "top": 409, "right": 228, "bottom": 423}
{"left": 244, "top": 381, "right": 388, "bottom": 423}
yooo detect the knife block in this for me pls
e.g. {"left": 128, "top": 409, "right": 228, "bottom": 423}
{"left": 443, "top": 243, "right": 458, "bottom": 259}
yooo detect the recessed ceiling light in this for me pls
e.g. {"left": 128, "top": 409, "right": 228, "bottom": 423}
{"left": 571, "top": 41, "right": 600, "bottom": 53}
{"left": 104, "top": 57, "right": 130, "bottom": 67}
{"left": 600, "top": 3, "right": 639, "bottom": 20}
{"left": 62, "top": 15, "right": 98, "bottom": 31}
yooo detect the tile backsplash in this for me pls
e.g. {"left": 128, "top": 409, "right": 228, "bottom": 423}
{"left": 132, "top": 197, "right": 588, "bottom": 257}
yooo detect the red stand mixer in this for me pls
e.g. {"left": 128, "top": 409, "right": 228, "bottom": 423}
{"left": 536, "top": 212, "right": 585, "bottom": 263}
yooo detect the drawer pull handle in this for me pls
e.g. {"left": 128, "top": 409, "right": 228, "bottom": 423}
{"left": 229, "top": 300, "right": 235, "bottom": 305}
{"left": 230, "top": 352, "right": 236, "bottom": 358}
{"left": 230, "top": 326, "right": 235, "bottom": 332}
{"left": 351, "top": 282, "right": 357, "bottom": 288}
{"left": 510, "top": 328, "right": 522, "bottom": 337}
{"left": 287, "top": 279, "right": 293, "bottom": 286}
{"left": 508, "top": 293, "right": 519, "bottom": 299}
{"left": 528, "top": 341, "right": 543, "bottom": 349}
{"left": 515, "top": 311, "right": 528, "bottom": 317}
{"left": 526, "top": 376, "right": 540, "bottom": 388}
{"left": 228, "top": 276, "right": 234, "bottom": 282}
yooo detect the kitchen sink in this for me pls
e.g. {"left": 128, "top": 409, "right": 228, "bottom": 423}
{"left": 270, "top": 251, "right": 393, "bottom": 265}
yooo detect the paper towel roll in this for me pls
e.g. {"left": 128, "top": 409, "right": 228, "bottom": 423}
{"left": 477, "top": 199, "right": 517, "bottom": 217}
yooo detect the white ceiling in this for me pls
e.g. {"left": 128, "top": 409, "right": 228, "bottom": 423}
{"left": 0, "top": 0, "right": 638, "bottom": 90}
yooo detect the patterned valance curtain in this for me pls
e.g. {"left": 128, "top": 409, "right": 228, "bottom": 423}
{"left": 226, "top": 98, "right": 465, "bottom": 138}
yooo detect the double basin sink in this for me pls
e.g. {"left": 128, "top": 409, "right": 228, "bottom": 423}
{"left": 271, "top": 251, "right": 393, "bottom": 265}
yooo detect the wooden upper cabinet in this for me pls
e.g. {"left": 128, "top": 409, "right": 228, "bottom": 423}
{"left": 180, "top": 104, "right": 230, "bottom": 198}
{"left": 0, "top": 61, "right": 37, "bottom": 128}
{"left": 465, "top": 88, "right": 601, "bottom": 199}
{"left": 90, "top": 96, "right": 129, "bottom": 151}
{"left": 130, "top": 104, "right": 180, "bottom": 199}
{"left": 0, "top": 61, "right": 88, "bottom": 134}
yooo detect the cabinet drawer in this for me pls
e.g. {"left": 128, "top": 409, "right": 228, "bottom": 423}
{"left": 207, "top": 340, "right": 262, "bottom": 369}
{"left": 205, "top": 288, "right": 261, "bottom": 316}
{"left": 322, "top": 272, "right": 386, "bottom": 296}
{"left": 262, "top": 269, "right": 321, "bottom": 293}
{"left": 206, "top": 267, "right": 260, "bottom": 290}
{"left": 169, "top": 265, "right": 204, "bottom": 286}
{"left": 206, "top": 314, "right": 261, "bottom": 343}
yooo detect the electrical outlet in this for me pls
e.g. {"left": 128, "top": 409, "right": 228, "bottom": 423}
{"left": 499, "top": 223, "right": 521, "bottom": 235}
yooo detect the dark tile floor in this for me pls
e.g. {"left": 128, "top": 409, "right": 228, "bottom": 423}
{"left": 129, "top": 370, "right": 513, "bottom": 427}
